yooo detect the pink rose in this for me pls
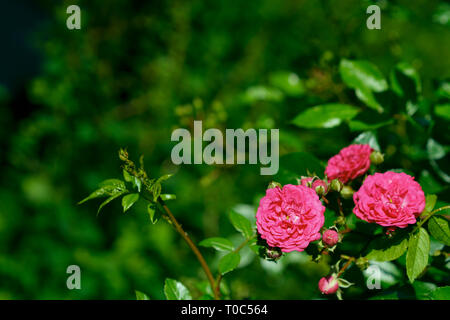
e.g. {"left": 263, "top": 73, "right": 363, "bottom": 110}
{"left": 322, "top": 229, "right": 339, "bottom": 247}
{"left": 256, "top": 184, "right": 325, "bottom": 252}
{"left": 325, "top": 144, "right": 373, "bottom": 184}
{"left": 353, "top": 171, "right": 425, "bottom": 228}
{"left": 318, "top": 275, "right": 339, "bottom": 294}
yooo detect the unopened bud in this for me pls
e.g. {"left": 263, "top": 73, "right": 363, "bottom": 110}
{"left": 318, "top": 274, "right": 339, "bottom": 294}
{"left": 298, "top": 176, "right": 313, "bottom": 187}
{"left": 330, "top": 179, "right": 343, "bottom": 193}
{"left": 340, "top": 186, "right": 354, "bottom": 200}
{"left": 322, "top": 229, "right": 339, "bottom": 247}
{"left": 119, "top": 148, "right": 129, "bottom": 161}
{"left": 267, "top": 181, "right": 282, "bottom": 189}
{"left": 335, "top": 216, "right": 346, "bottom": 226}
{"left": 370, "top": 151, "right": 384, "bottom": 165}
{"left": 262, "top": 246, "right": 283, "bottom": 261}
{"left": 312, "top": 179, "right": 328, "bottom": 196}
{"left": 356, "top": 257, "right": 369, "bottom": 271}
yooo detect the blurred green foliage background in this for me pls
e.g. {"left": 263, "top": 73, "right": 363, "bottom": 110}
{"left": 0, "top": 0, "right": 449, "bottom": 299}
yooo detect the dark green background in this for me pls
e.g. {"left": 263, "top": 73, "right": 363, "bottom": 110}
{"left": 0, "top": 0, "right": 449, "bottom": 299}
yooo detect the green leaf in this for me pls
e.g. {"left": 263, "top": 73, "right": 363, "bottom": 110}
{"left": 160, "top": 194, "right": 176, "bottom": 201}
{"left": 135, "top": 290, "right": 150, "bottom": 300}
{"left": 199, "top": 237, "right": 234, "bottom": 252}
{"left": 339, "top": 59, "right": 388, "bottom": 92}
{"left": 435, "top": 104, "right": 450, "bottom": 121}
{"left": 428, "top": 216, "right": 450, "bottom": 246}
{"left": 122, "top": 193, "right": 139, "bottom": 212}
{"left": 348, "top": 111, "right": 394, "bottom": 131}
{"left": 352, "top": 131, "right": 380, "bottom": 151}
{"left": 123, "top": 170, "right": 133, "bottom": 182}
{"left": 163, "top": 278, "right": 192, "bottom": 300}
{"left": 406, "top": 228, "right": 430, "bottom": 283}
{"left": 97, "top": 190, "right": 127, "bottom": 215}
{"left": 269, "top": 71, "right": 305, "bottom": 97}
{"left": 412, "top": 281, "right": 436, "bottom": 300}
{"left": 390, "top": 63, "right": 421, "bottom": 101}
{"left": 147, "top": 204, "right": 160, "bottom": 224}
{"left": 243, "top": 86, "right": 283, "bottom": 103}
{"left": 79, "top": 179, "right": 128, "bottom": 205}
{"left": 292, "top": 103, "right": 359, "bottom": 129}
{"left": 425, "top": 194, "right": 438, "bottom": 213}
{"left": 431, "top": 286, "right": 450, "bottom": 300}
{"left": 229, "top": 210, "right": 254, "bottom": 239}
{"left": 365, "top": 231, "right": 409, "bottom": 261}
{"left": 355, "top": 86, "right": 383, "bottom": 112}
{"left": 78, "top": 188, "right": 108, "bottom": 205}
{"left": 426, "top": 138, "right": 446, "bottom": 160}
{"left": 275, "top": 152, "right": 324, "bottom": 184}
{"left": 419, "top": 170, "right": 445, "bottom": 194}
{"left": 218, "top": 252, "right": 241, "bottom": 275}
{"left": 157, "top": 174, "right": 174, "bottom": 183}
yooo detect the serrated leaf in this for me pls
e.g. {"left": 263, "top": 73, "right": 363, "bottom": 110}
{"left": 164, "top": 278, "right": 192, "bottom": 300}
{"left": 122, "top": 193, "right": 139, "bottom": 212}
{"left": 229, "top": 211, "right": 254, "bottom": 239}
{"left": 292, "top": 103, "right": 359, "bottom": 129}
{"left": 428, "top": 215, "right": 450, "bottom": 246}
{"left": 406, "top": 228, "right": 430, "bottom": 283}
{"left": 218, "top": 252, "right": 240, "bottom": 275}
{"left": 199, "top": 237, "right": 234, "bottom": 252}
{"left": 135, "top": 290, "right": 150, "bottom": 300}
{"left": 365, "top": 231, "right": 409, "bottom": 261}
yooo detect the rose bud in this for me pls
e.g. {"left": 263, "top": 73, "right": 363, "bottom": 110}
{"left": 299, "top": 176, "right": 313, "bottom": 187}
{"left": 318, "top": 274, "right": 339, "bottom": 294}
{"left": 340, "top": 185, "right": 354, "bottom": 200}
{"left": 370, "top": 151, "right": 384, "bottom": 165}
{"left": 267, "top": 181, "right": 282, "bottom": 189}
{"left": 322, "top": 229, "right": 339, "bottom": 247}
{"left": 312, "top": 179, "right": 328, "bottom": 196}
{"left": 330, "top": 179, "right": 343, "bottom": 192}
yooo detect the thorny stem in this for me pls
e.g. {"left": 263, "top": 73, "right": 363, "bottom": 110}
{"left": 120, "top": 150, "right": 219, "bottom": 299}
{"left": 158, "top": 199, "right": 218, "bottom": 300}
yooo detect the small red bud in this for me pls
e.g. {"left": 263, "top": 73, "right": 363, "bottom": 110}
{"left": 318, "top": 275, "right": 339, "bottom": 294}
{"left": 322, "top": 229, "right": 339, "bottom": 247}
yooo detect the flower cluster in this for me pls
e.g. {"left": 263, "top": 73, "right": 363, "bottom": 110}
{"left": 255, "top": 142, "right": 428, "bottom": 297}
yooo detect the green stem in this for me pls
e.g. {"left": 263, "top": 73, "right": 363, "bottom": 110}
{"left": 414, "top": 205, "right": 450, "bottom": 232}
{"left": 214, "top": 235, "right": 255, "bottom": 299}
